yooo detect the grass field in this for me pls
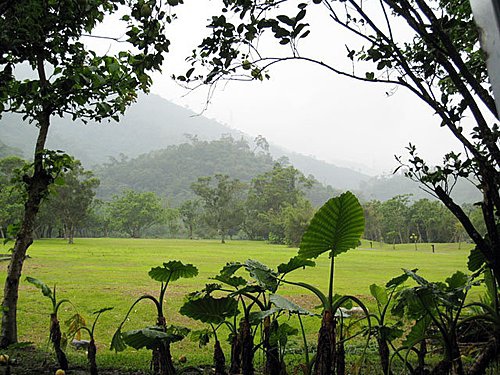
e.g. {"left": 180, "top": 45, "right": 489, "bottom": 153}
{"left": 0, "top": 238, "right": 477, "bottom": 372}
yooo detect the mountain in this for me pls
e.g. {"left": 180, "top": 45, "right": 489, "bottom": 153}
{"left": 0, "top": 93, "right": 479, "bottom": 203}
{"left": 0, "top": 93, "right": 369, "bottom": 191}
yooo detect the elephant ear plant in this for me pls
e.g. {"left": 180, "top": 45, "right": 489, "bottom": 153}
{"left": 26, "top": 276, "right": 84, "bottom": 371}
{"left": 293, "top": 191, "right": 366, "bottom": 375}
{"left": 180, "top": 292, "right": 239, "bottom": 375}
{"left": 73, "top": 307, "right": 113, "bottom": 375}
{"left": 111, "top": 261, "right": 198, "bottom": 375}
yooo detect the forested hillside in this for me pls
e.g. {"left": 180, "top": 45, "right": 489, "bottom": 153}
{"left": 0, "top": 93, "right": 370, "bottom": 190}
{"left": 0, "top": 93, "right": 479, "bottom": 202}
{"left": 96, "top": 136, "right": 339, "bottom": 206}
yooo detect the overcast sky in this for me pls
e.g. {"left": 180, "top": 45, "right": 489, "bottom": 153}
{"left": 94, "top": 1, "right": 466, "bottom": 176}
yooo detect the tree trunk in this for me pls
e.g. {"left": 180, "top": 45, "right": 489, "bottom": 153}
{"left": 229, "top": 330, "right": 241, "bottom": 374}
{"left": 214, "top": 339, "right": 227, "bottom": 375}
{"left": 0, "top": 161, "right": 51, "bottom": 347}
{"left": 50, "top": 313, "right": 68, "bottom": 371}
{"left": 377, "top": 337, "right": 392, "bottom": 375}
{"left": 264, "top": 318, "right": 282, "bottom": 375}
{"left": 68, "top": 224, "right": 74, "bottom": 244}
{"left": 240, "top": 317, "right": 254, "bottom": 375}
{"left": 88, "top": 337, "right": 98, "bottom": 375}
{"left": 152, "top": 316, "right": 175, "bottom": 375}
{"left": 314, "top": 310, "right": 336, "bottom": 375}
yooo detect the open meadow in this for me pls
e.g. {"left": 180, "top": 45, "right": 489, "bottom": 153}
{"left": 0, "top": 238, "right": 476, "bottom": 372}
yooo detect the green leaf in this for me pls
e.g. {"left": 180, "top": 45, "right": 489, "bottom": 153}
{"left": 148, "top": 260, "right": 198, "bottom": 283}
{"left": 446, "top": 271, "right": 468, "bottom": 289}
{"left": 122, "top": 327, "right": 170, "bottom": 350}
{"left": 277, "top": 256, "right": 315, "bottom": 275}
{"left": 180, "top": 296, "right": 239, "bottom": 324}
{"left": 402, "top": 316, "right": 431, "bottom": 347}
{"left": 213, "top": 274, "right": 247, "bottom": 288}
{"left": 249, "top": 308, "right": 281, "bottom": 324}
{"left": 244, "top": 259, "right": 278, "bottom": 292}
{"left": 110, "top": 328, "right": 127, "bottom": 352}
{"left": 219, "top": 262, "right": 244, "bottom": 277}
{"left": 468, "top": 246, "right": 485, "bottom": 272}
{"left": 369, "top": 284, "right": 388, "bottom": 306}
{"left": 270, "top": 294, "right": 314, "bottom": 316}
{"left": 26, "top": 277, "right": 52, "bottom": 299}
{"left": 299, "top": 191, "right": 364, "bottom": 259}
{"left": 385, "top": 272, "right": 409, "bottom": 288}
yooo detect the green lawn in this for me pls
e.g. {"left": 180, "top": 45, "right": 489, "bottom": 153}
{"left": 0, "top": 238, "right": 476, "bottom": 371}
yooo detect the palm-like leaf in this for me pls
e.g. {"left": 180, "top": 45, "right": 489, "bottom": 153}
{"left": 277, "top": 256, "right": 315, "bottom": 275}
{"left": 26, "top": 276, "right": 52, "bottom": 299}
{"left": 122, "top": 328, "right": 170, "bottom": 350}
{"left": 270, "top": 294, "right": 314, "bottom": 316}
{"left": 245, "top": 259, "right": 278, "bottom": 292}
{"left": 180, "top": 296, "right": 239, "bottom": 324}
{"left": 148, "top": 260, "right": 198, "bottom": 283}
{"left": 299, "top": 191, "right": 364, "bottom": 259}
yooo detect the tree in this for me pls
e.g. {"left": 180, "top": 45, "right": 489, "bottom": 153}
{"left": 179, "top": 199, "right": 201, "bottom": 239}
{"left": 0, "top": 0, "right": 178, "bottom": 346}
{"left": 107, "top": 190, "right": 165, "bottom": 238}
{"left": 282, "top": 197, "right": 315, "bottom": 247}
{"left": 191, "top": 174, "right": 245, "bottom": 243}
{"left": 42, "top": 159, "right": 99, "bottom": 244}
{"left": 380, "top": 195, "right": 411, "bottom": 244}
{"left": 180, "top": 1, "right": 499, "bottom": 285}
{"left": 245, "top": 162, "right": 313, "bottom": 242}
{"left": 0, "top": 156, "right": 26, "bottom": 239}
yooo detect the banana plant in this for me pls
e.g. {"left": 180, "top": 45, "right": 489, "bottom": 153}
{"left": 72, "top": 307, "right": 113, "bottom": 375}
{"left": 391, "top": 269, "right": 479, "bottom": 375}
{"left": 456, "top": 268, "right": 500, "bottom": 375}
{"left": 368, "top": 276, "right": 407, "bottom": 375}
{"left": 210, "top": 261, "right": 267, "bottom": 375}
{"left": 180, "top": 293, "right": 239, "bottom": 375}
{"left": 26, "top": 276, "right": 84, "bottom": 371}
{"left": 285, "top": 191, "right": 366, "bottom": 375}
{"left": 111, "top": 261, "right": 197, "bottom": 375}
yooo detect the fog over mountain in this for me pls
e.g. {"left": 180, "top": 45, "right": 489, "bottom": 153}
{"left": 0, "top": 93, "right": 479, "bottom": 203}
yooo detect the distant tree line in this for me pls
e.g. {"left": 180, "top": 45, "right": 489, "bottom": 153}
{"left": 0, "top": 154, "right": 484, "bottom": 247}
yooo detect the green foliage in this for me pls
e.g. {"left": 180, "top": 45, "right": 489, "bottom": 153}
{"left": 245, "top": 162, "right": 313, "bottom": 242}
{"left": 192, "top": 174, "right": 245, "bottom": 243}
{"left": 299, "top": 191, "right": 365, "bottom": 260}
{"left": 148, "top": 261, "right": 199, "bottom": 283}
{"left": 40, "top": 158, "right": 99, "bottom": 243}
{"left": 107, "top": 190, "right": 165, "bottom": 238}
{"left": 180, "top": 296, "right": 239, "bottom": 324}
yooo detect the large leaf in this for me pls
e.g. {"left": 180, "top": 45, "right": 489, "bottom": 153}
{"left": 180, "top": 296, "right": 239, "bottom": 324}
{"left": 148, "top": 260, "right": 198, "bottom": 283}
{"left": 219, "top": 262, "right": 244, "bottom": 276}
{"left": 277, "top": 256, "right": 315, "bottom": 275}
{"left": 270, "top": 294, "right": 314, "bottom": 316}
{"left": 122, "top": 325, "right": 189, "bottom": 350}
{"left": 402, "top": 316, "right": 431, "bottom": 347}
{"left": 245, "top": 259, "right": 278, "bottom": 292}
{"left": 299, "top": 191, "right": 364, "bottom": 259}
{"left": 249, "top": 308, "right": 281, "bottom": 324}
{"left": 213, "top": 274, "right": 247, "bottom": 288}
{"left": 369, "top": 284, "right": 388, "bottom": 307}
{"left": 122, "top": 328, "right": 170, "bottom": 350}
{"left": 110, "top": 328, "right": 127, "bottom": 352}
{"left": 468, "top": 246, "right": 486, "bottom": 272}
{"left": 26, "top": 276, "right": 52, "bottom": 299}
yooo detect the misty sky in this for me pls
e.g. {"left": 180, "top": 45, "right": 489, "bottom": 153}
{"left": 93, "top": 1, "right": 467, "bottom": 176}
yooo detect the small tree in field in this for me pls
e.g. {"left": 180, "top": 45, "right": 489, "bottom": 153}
{"left": 107, "top": 190, "right": 165, "bottom": 238}
{"left": 0, "top": 0, "right": 180, "bottom": 347}
{"left": 191, "top": 174, "right": 245, "bottom": 243}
